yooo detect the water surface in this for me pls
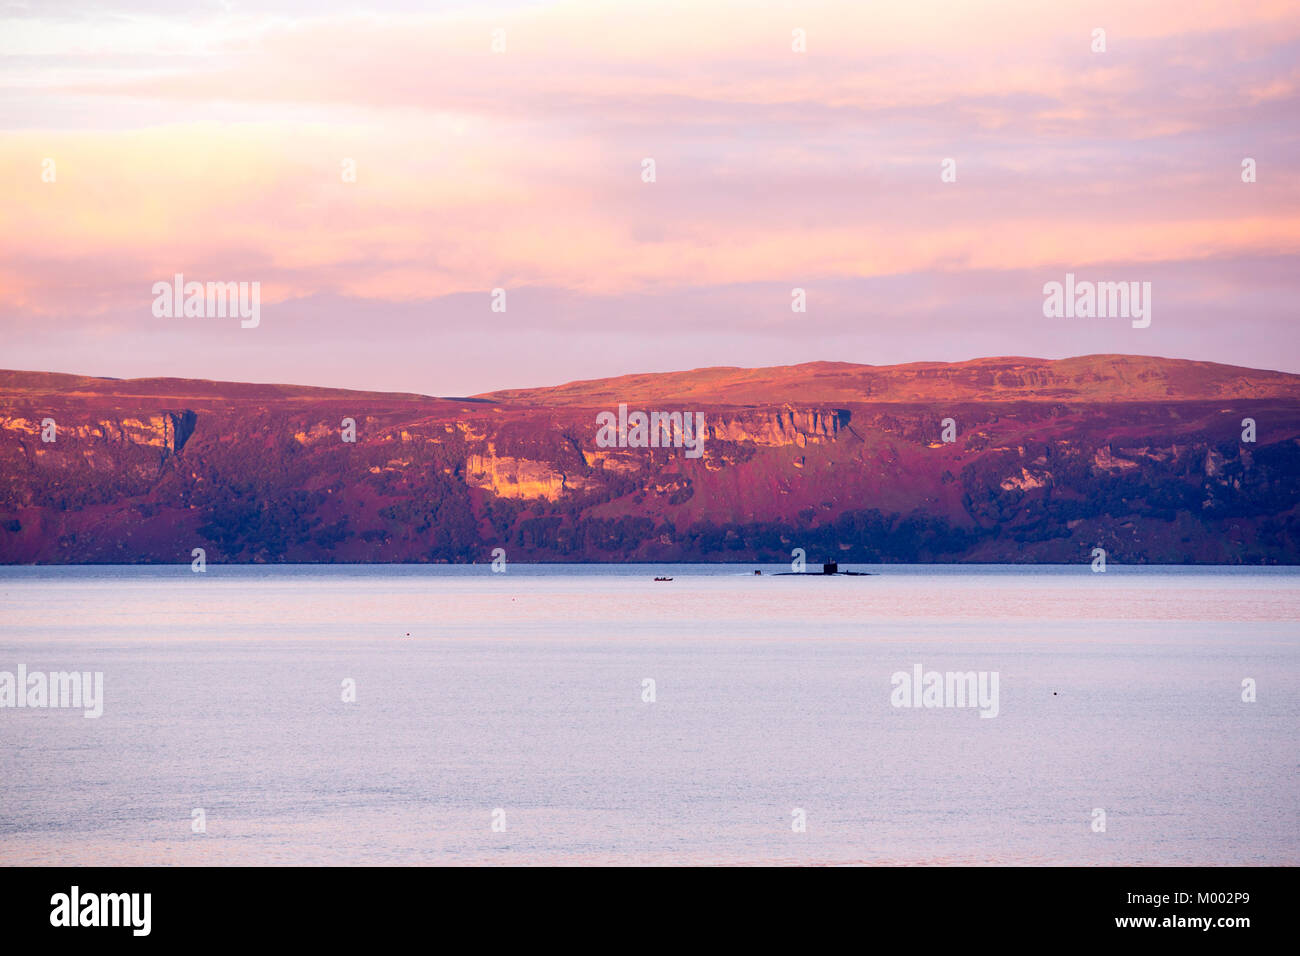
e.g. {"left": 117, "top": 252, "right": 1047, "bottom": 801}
{"left": 1, "top": 564, "right": 1296, "bottom": 865}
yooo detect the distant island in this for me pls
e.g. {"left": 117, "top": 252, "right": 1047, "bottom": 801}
{"left": 2, "top": 354, "right": 1298, "bottom": 564}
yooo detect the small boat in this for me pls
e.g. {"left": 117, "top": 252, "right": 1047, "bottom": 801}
{"left": 654, "top": 576, "right": 673, "bottom": 581}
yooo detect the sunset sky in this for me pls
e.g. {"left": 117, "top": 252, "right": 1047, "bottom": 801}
{"left": 3, "top": 0, "right": 1298, "bottom": 396}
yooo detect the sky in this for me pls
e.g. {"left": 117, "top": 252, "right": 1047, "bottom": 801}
{"left": 2, "top": 0, "right": 1298, "bottom": 396}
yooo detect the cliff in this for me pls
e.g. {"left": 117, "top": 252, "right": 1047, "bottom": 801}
{"left": 2, "top": 355, "right": 1298, "bottom": 564}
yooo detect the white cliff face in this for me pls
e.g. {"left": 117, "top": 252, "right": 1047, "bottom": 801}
{"left": 465, "top": 444, "right": 594, "bottom": 501}
{"left": 1000, "top": 467, "right": 1051, "bottom": 491}
{"left": 458, "top": 407, "right": 849, "bottom": 500}
{"left": 1091, "top": 445, "right": 1140, "bottom": 472}
{"left": 4, "top": 412, "right": 196, "bottom": 454}
{"left": 1204, "top": 448, "right": 1226, "bottom": 477}
{"left": 707, "top": 407, "right": 847, "bottom": 447}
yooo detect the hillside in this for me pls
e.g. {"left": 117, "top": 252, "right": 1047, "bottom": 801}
{"left": 2, "top": 355, "right": 1298, "bottom": 564}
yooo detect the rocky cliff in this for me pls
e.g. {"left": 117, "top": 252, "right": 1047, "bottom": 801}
{"left": 2, "top": 355, "right": 1298, "bottom": 564}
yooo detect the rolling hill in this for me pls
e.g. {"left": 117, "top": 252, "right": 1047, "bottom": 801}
{"left": 2, "top": 355, "right": 1298, "bottom": 564}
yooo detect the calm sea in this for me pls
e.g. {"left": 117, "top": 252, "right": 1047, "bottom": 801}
{"left": 1, "top": 564, "right": 1296, "bottom": 866}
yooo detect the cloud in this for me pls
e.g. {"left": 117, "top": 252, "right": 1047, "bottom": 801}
{"left": 2, "top": 0, "right": 1299, "bottom": 386}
